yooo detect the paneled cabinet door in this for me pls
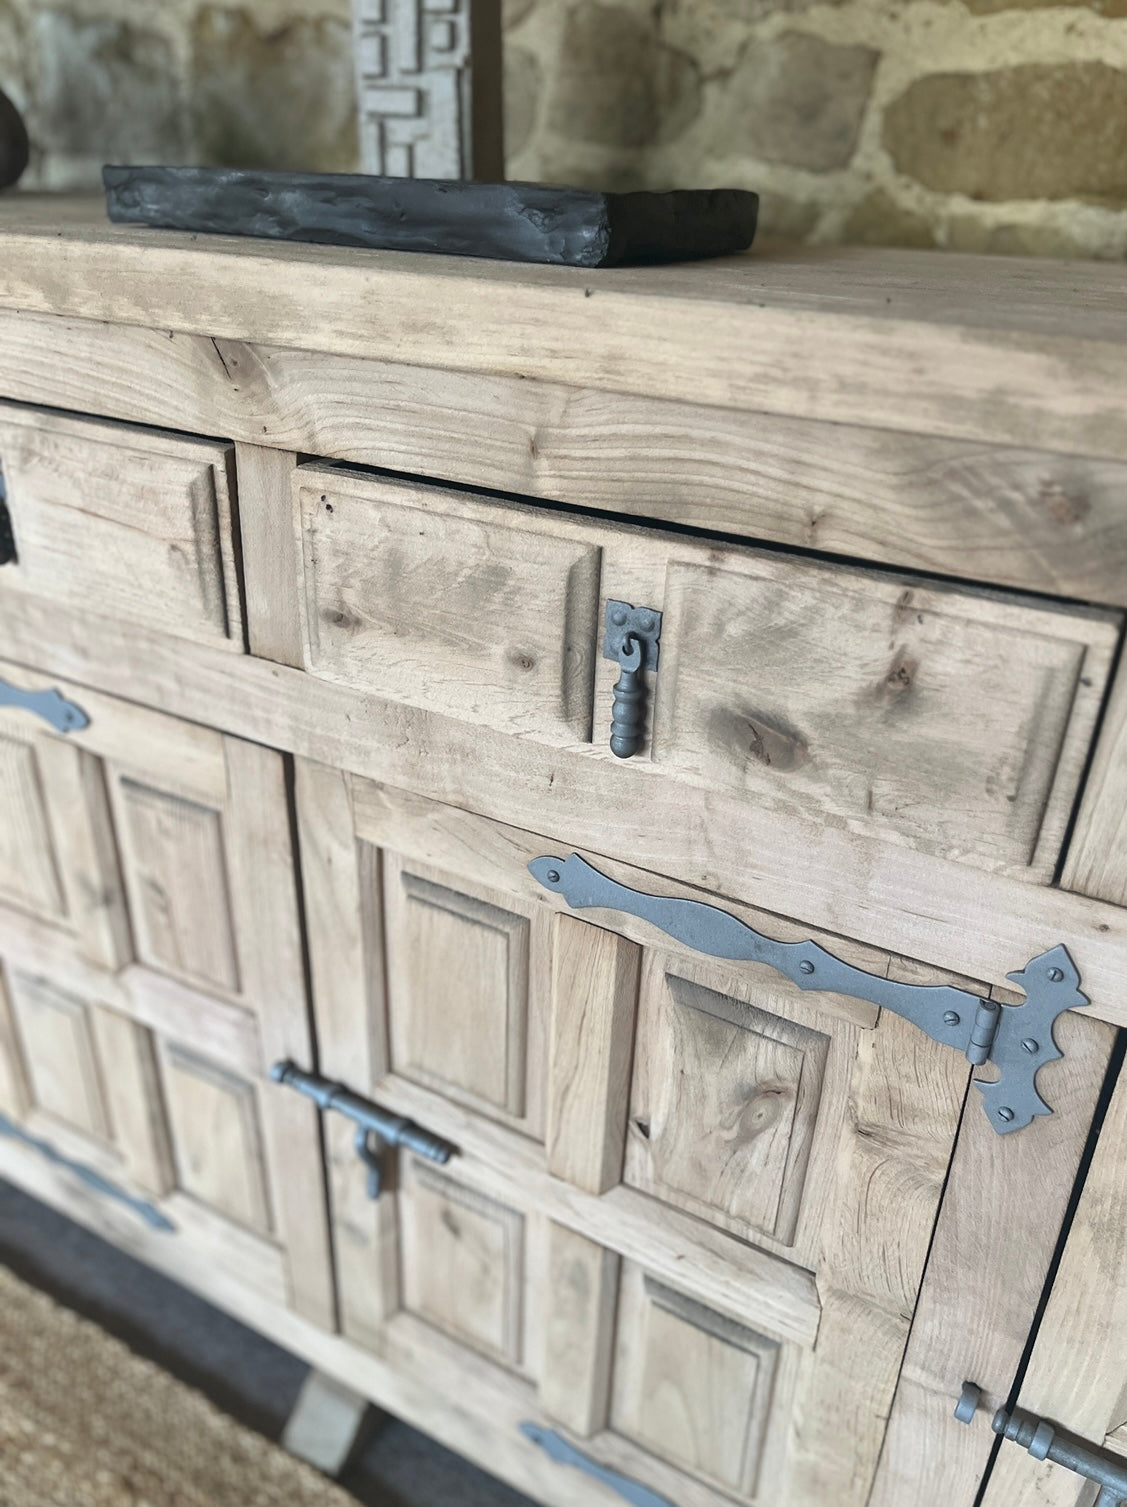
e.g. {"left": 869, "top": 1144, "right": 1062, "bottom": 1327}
{"left": 975, "top": 1056, "right": 1127, "bottom": 1507}
{"left": 294, "top": 760, "right": 1021, "bottom": 1507}
{"left": 0, "top": 662, "right": 333, "bottom": 1329}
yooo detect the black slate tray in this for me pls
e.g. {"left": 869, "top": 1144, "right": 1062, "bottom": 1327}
{"left": 103, "top": 166, "right": 759, "bottom": 268}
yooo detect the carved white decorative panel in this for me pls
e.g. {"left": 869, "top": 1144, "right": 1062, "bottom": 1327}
{"left": 352, "top": 0, "right": 504, "bottom": 180}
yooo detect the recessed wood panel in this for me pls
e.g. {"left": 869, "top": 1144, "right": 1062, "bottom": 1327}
{"left": 625, "top": 959, "right": 829, "bottom": 1245}
{"left": 297, "top": 474, "right": 602, "bottom": 743}
{"left": 386, "top": 865, "right": 530, "bottom": 1120}
{"left": 0, "top": 408, "right": 240, "bottom": 649}
{"left": 652, "top": 560, "right": 1111, "bottom": 878}
{"left": 0, "top": 734, "right": 65, "bottom": 921}
{"left": 117, "top": 779, "right": 240, "bottom": 994}
{"left": 8, "top": 971, "right": 109, "bottom": 1141}
{"left": 611, "top": 1264, "right": 780, "bottom": 1498}
{"left": 159, "top": 1042, "right": 272, "bottom": 1234}
{"left": 399, "top": 1160, "right": 525, "bottom": 1370}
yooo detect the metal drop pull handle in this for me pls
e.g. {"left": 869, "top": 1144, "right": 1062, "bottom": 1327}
{"left": 603, "top": 600, "right": 662, "bottom": 760}
{"left": 270, "top": 1060, "right": 458, "bottom": 1199}
{"left": 956, "top": 1385, "right": 1127, "bottom": 1506}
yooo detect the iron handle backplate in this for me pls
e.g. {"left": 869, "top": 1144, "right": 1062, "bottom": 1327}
{"left": 603, "top": 600, "right": 661, "bottom": 760}
{"left": 0, "top": 677, "right": 89, "bottom": 733}
{"left": 529, "top": 853, "right": 1088, "bottom": 1136}
{"left": 270, "top": 1060, "right": 457, "bottom": 1199}
{"left": 956, "top": 1386, "right": 1127, "bottom": 1506}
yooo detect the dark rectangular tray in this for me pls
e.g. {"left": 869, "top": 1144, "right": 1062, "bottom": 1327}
{"left": 103, "top": 166, "right": 758, "bottom": 268}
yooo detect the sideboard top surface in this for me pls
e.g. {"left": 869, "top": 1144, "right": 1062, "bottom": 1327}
{"left": 2, "top": 193, "right": 1127, "bottom": 464}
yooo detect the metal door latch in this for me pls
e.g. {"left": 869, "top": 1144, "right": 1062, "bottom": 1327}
{"left": 270, "top": 1061, "right": 458, "bottom": 1199}
{"left": 0, "top": 677, "right": 89, "bottom": 733}
{"left": 603, "top": 600, "right": 661, "bottom": 759}
{"left": 529, "top": 854, "right": 1088, "bottom": 1136}
{"left": 956, "top": 1385, "right": 1127, "bottom": 1506}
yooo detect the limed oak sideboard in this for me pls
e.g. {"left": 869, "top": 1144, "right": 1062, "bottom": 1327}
{"left": 1, "top": 196, "right": 1126, "bottom": 1507}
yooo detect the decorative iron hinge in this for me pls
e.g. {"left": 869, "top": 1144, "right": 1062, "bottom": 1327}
{"left": 270, "top": 1060, "right": 458, "bottom": 1198}
{"left": 529, "top": 854, "right": 1088, "bottom": 1136}
{"left": 0, "top": 677, "right": 89, "bottom": 733}
{"left": 957, "top": 1385, "right": 1127, "bottom": 1506}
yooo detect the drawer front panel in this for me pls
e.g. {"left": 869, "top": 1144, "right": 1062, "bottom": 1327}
{"left": 297, "top": 472, "right": 601, "bottom": 743}
{"left": 0, "top": 405, "right": 242, "bottom": 651}
{"left": 294, "top": 465, "right": 1119, "bottom": 884}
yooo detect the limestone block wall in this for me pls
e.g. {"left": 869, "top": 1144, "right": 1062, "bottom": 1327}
{"left": 2, "top": 0, "right": 1126, "bottom": 257}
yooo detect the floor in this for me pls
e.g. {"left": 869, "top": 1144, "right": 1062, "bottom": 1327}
{"left": 0, "top": 1178, "right": 536, "bottom": 1507}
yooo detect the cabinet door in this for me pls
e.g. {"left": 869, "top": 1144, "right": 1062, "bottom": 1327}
{"left": 974, "top": 1057, "right": 1127, "bottom": 1507}
{"left": 297, "top": 762, "right": 1077, "bottom": 1507}
{"left": 0, "top": 662, "right": 333, "bottom": 1329}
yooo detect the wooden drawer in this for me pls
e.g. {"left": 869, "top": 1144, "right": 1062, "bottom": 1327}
{"left": 0, "top": 405, "right": 242, "bottom": 651}
{"left": 294, "top": 464, "right": 1120, "bottom": 884}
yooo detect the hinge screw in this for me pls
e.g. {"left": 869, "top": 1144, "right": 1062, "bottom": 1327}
{"left": 546, "top": 870, "right": 560, "bottom": 884}
{"left": 997, "top": 1106, "right": 1015, "bottom": 1122}
{"left": 1048, "top": 967, "right": 1064, "bottom": 983}
{"left": 944, "top": 1011, "right": 961, "bottom": 1026}
{"left": 799, "top": 960, "right": 815, "bottom": 974}
{"left": 1022, "top": 1038, "right": 1039, "bottom": 1054}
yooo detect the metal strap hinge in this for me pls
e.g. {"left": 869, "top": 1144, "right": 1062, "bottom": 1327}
{"left": 529, "top": 854, "right": 1088, "bottom": 1136}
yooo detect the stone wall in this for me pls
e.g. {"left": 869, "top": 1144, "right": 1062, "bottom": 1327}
{"left": 3, "top": 0, "right": 1126, "bottom": 257}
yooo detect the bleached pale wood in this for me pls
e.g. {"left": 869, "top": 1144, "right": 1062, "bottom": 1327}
{"left": 611, "top": 1261, "right": 781, "bottom": 1498}
{"left": 158, "top": 1040, "right": 273, "bottom": 1233}
{"left": 547, "top": 915, "right": 640, "bottom": 1196}
{"left": 234, "top": 443, "right": 303, "bottom": 667}
{"left": 8, "top": 209, "right": 1127, "bottom": 464}
{"left": 1063, "top": 652, "right": 1127, "bottom": 907}
{"left": 223, "top": 736, "right": 336, "bottom": 1332}
{"left": 399, "top": 1158, "right": 527, "bottom": 1372}
{"left": 297, "top": 463, "right": 1117, "bottom": 883}
{"left": 296, "top": 470, "right": 602, "bottom": 746}
{"left": 870, "top": 1008, "right": 1117, "bottom": 1507}
{"left": 281, "top": 1370, "right": 374, "bottom": 1478}
{"left": 366, "top": 1070, "right": 822, "bottom": 1352}
{"left": 90, "top": 1005, "right": 174, "bottom": 1196}
{"left": 978, "top": 1053, "right": 1127, "bottom": 1506}
{"left": 385, "top": 857, "right": 533, "bottom": 1121}
{"left": 6, "top": 313, "right": 1127, "bottom": 607}
{"left": 4, "top": 607, "right": 1126, "bottom": 1019}
{"left": 0, "top": 404, "right": 241, "bottom": 650}
{"left": 624, "top": 950, "right": 831, "bottom": 1248}
{"left": 0, "top": 963, "right": 31, "bottom": 1117}
{"left": 7, "top": 970, "right": 110, "bottom": 1142}
{"left": 293, "top": 758, "right": 398, "bottom": 1346}
{"left": 540, "top": 1223, "right": 619, "bottom": 1437}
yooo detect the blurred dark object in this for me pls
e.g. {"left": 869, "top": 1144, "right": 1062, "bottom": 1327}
{"left": 0, "top": 88, "right": 28, "bottom": 190}
{"left": 103, "top": 165, "right": 759, "bottom": 268}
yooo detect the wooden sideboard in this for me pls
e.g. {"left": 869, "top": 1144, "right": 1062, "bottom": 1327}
{"left": 1, "top": 195, "right": 1126, "bottom": 1507}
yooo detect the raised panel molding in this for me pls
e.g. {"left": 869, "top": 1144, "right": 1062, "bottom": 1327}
{"left": 116, "top": 779, "right": 241, "bottom": 994}
{"left": 611, "top": 1263, "right": 781, "bottom": 1499}
{"left": 625, "top": 961, "right": 829, "bottom": 1246}
{"left": 388, "top": 867, "right": 530, "bottom": 1119}
{"left": 159, "top": 1042, "right": 273, "bottom": 1235}
{"left": 0, "top": 734, "right": 66, "bottom": 920}
{"left": 8, "top": 971, "right": 110, "bottom": 1141}
{"left": 399, "top": 1160, "right": 525, "bottom": 1370}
